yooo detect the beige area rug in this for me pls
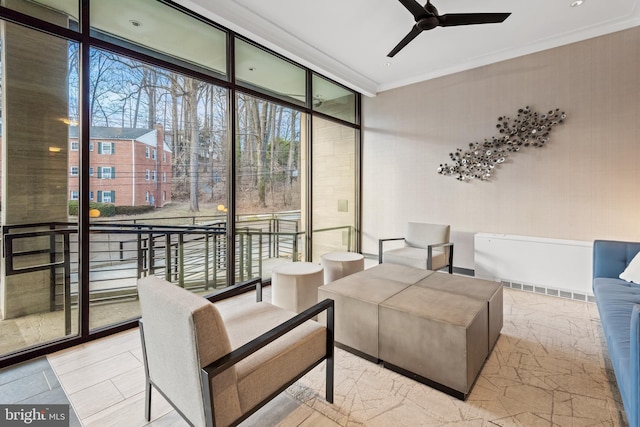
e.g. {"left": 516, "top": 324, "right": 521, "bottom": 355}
{"left": 285, "top": 288, "right": 627, "bottom": 426}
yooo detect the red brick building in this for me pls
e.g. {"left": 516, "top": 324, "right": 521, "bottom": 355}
{"left": 68, "top": 125, "right": 172, "bottom": 207}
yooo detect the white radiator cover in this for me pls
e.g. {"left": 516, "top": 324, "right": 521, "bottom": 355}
{"left": 474, "top": 233, "right": 593, "bottom": 297}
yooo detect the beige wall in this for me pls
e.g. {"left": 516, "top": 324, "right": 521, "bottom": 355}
{"left": 362, "top": 26, "right": 640, "bottom": 258}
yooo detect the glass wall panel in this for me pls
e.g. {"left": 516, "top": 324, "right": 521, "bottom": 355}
{"left": 312, "top": 73, "right": 356, "bottom": 124}
{"left": 311, "top": 117, "right": 357, "bottom": 261}
{"left": 90, "top": 0, "right": 226, "bottom": 76}
{"left": 87, "top": 48, "right": 229, "bottom": 330}
{"left": 2, "top": 0, "right": 78, "bottom": 30}
{"left": 0, "top": 22, "right": 79, "bottom": 356}
{"left": 0, "top": 0, "right": 362, "bottom": 363}
{"left": 235, "top": 93, "right": 305, "bottom": 281}
{"left": 235, "top": 38, "right": 306, "bottom": 106}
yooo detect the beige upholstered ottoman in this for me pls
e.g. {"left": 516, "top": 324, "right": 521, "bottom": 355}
{"left": 272, "top": 262, "right": 323, "bottom": 313}
{"left": 415, "top": 273, "right": 503, "bottom": 350}
{"left": 320, "top": 251, "right": 365, "bottom": 284}
{"left": 318, "top": 274, "right": 411, "bottom": 359}
{"left": 379, "top": 286, "right": 489, "bottom": 399}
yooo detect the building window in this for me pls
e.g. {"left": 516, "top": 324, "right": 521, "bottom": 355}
{"left": 152, "top": 170, "right": 156, "bottom": 181}
{"left": 71, "top": 141, "right": 79, "bottom": 151}
{"left": 70, "top": 166, "right": 79, "bottom": 176}
{"left": 145, "top": 147, "right": 150, "bottom": 158}
{"left": 89, "top": 167, "right": 94, "bottom": 176}
{"left": 99, "top": 191, "right": 114, "bottom": 203}
{"left": 162, "top": 172, "right": 166, "bottom": 182}
{"left": 145, "top": 170, "right": 150, "bottom": 180}
{"left": 89, "top": 142, "right": 94, "bottom": 151}
{"left": 163, "top": 191, "right": 166, "bottom": 201}
{"left": 152, "top": 149, "right": 156, "bottom": 160}
{"left": 98, "top": 142, "right": 115, "bottom": 155}
{"left": 89, "top": 191, "right": 94, "bottom": 201}
{"left": 70, "top": 191, "right": 79, "bottom": 200}
{"left": 162, "top": 152, "right": 166, "bottom": 162}
{"left": 145, "top": 191, "right": 149, "bottom": 202}
{"left": 98, "top": 166, "right": 114, "bottom": 179}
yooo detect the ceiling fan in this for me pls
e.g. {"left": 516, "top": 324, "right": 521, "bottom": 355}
{"left": 388, "top": 0, "right": 511, "bottom": 57}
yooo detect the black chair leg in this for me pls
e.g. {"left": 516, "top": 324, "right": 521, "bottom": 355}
{"left": 326, "top": 304, "right": 335, "bottom": 403}
{"left": 326, "top": 355, "right": 334, "bottom": 403}
{"left": 145, "top": 381, "right": 152, "bottom": 421}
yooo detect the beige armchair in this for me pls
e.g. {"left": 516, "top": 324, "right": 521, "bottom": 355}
{"left": 138, "top": 275, "right": 334, "bottom": 427}
{"left": 378, "top": 222, "right": 454, "bottom": 273}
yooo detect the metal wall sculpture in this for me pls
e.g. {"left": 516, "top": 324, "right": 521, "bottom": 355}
{"left": 437, "top": 106, "right": 566, "bottom": 181}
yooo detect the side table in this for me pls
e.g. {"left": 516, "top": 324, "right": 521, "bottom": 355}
{"left": 320, "top": 252, "right": 365, "bottom": 284}
{"left": 271, "top": 262, "right": 324, "bottom": 313}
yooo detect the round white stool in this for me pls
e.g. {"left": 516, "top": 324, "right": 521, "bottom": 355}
{"left": 320, "top": 252, "right": 365, "bottom": 284}
{"left": 271, "top": 262, "right": 324, "bottom": 313}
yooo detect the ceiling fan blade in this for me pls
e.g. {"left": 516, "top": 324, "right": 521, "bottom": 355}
{"left": 387, "top": 26, "right": 423, "bottom": 57}
{"left": 398, "top": 0, "right": 430, "bottom": 21}
{"left": 439, "top": 13, "right": 511, "bottom": 27}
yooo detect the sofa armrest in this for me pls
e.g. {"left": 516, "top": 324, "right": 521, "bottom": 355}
{"left": 427, "top": 242, "right": 454, "bottom": 273}
{"left": 203, "top": 277, "right": 263, "bottom": 303}
{"left": 378, "top": 237, "right": 405, "bottom": 263}
{"left": 630, "top": 304, "right": 640, "bottom": 427}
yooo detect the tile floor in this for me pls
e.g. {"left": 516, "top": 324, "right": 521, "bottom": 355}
{"left": 0, "top": 356, "right": 82, "bottom": 426}
{"left": 0, "top": 284, "right": 629, "bottom": 427}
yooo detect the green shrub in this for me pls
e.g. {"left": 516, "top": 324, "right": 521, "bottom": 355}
{"left": 68, "top": 201, "right": 116, "bottom": 217}
{"left": 115, "top": 205, "right": 155, "bottom": 216}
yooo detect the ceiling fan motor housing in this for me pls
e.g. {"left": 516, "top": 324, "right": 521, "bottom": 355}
{"left": 417, "top": 16, "right": 440, "bottom": 31}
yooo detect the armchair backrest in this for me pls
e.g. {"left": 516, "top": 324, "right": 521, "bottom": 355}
{"left": 138, "top": 276, "right": 242, "bottom": 427}
{"left": 405, "top": 222, "right": 450, "bottom": 249}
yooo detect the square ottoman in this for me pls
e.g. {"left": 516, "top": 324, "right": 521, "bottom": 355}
{"left": 318, "top": 274, "right": 411, "bottom": 360}
{"left": 379, "top": 286, "right": 489, "bottom": 399}
{"left": 356, "top": 262, "right": 435, "bottom": 284}
{"left": 414, "top": 273, "right": 503, "bottom": 350}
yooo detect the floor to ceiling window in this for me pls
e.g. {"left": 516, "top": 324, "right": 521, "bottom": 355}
{"left": 312, "top": 118, "right": 358, "bottom": 260}
{"left": 235, "top": 93, "right": 306, "bottom": 280}
{"left": 311, "top": 74, "right": 359, "bottom": 260}
{"left": 83, "top": 48, "right": 229, "bottom": 330}
{"left": 0, "top": 0, "right": 360, "bottom": 366}
{"left": 234, "top": 38, "right": 308, "bottom": 281}
{"left": 0, "top": 18, "right": 80, "bottom": 355}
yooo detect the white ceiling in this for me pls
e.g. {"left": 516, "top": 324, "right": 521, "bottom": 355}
{"left": 180, "top": 0, "right": 640, "bottom": 97}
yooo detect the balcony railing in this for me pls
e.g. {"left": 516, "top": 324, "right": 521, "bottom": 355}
{"left": 2, "top": 215, "right": 355, "bottom": 334}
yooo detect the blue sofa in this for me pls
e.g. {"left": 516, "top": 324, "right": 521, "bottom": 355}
{"left": 593, "top": 239, "right": 640, "bottom": 427}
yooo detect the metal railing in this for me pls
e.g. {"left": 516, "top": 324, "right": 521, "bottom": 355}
{"left": 2, "top": 216, "right": 355, "bottom": 333}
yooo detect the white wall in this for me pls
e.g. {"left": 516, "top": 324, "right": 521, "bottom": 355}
{"left": 362, "top": 26, "right": 640, "bottom": 262}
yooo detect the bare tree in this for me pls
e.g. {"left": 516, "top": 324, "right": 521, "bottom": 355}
{"left": 185, "top": 79, "right": 201, "bottom": 212}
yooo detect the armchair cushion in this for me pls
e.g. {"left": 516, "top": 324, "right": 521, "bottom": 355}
{"left": 217, "top": 299, "right": 327, "bottom": 412}
{"left": 383, "top": 247, "right": 446, "bottom": 270}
